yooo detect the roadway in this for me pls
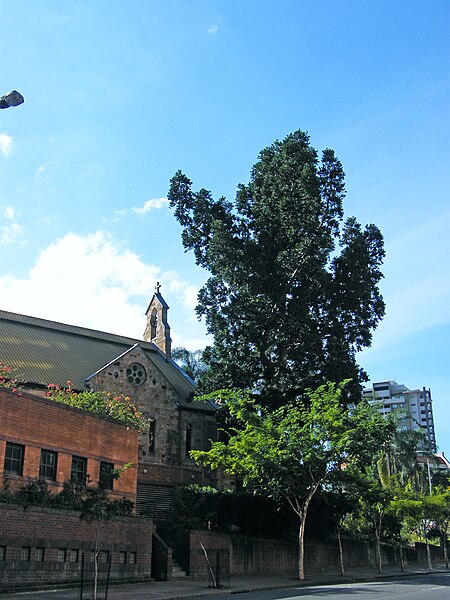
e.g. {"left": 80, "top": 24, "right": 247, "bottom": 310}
{"left": 198, "top": 572, "right": 450, "bottom": 600}
{"left": 4, "top": 571, "right": 450, "bottom": 600}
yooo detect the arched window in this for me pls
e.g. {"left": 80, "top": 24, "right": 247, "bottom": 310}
{"left": 149, "top": 419, "right": 156, "bottom": 454}
{"left": 150, "top": 308, "right": 157, "bottom": 339}
{"left": 185, "top": 424, "right": 192, "bottom": 456}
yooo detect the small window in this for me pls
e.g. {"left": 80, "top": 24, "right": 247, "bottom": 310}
{"left": 99, "top": 462, "right": 114, "bottom": 490}
{"left": 69, "top": 549, "right": 78, "bottom": 563}
{"left": 148, "top": 419, "right": 156, "bottom": 454}
{"left": 40, "top": 449, "right": 58, "bottom": 480}
{"left": 100, "top": 550, "right": 109, "bottom": 564}
{"left": 21, "top": 547, "right": 31, "bottom": 562}
{"left": 71, "top": 456, "right": 87, "bottom": 485}
{"left": 57, "top": 548, "right": 66, "bottom": 562}
{"left": 185, "top": 424, "right": 192, "bottom": 456}
{"left": 4, "top": 442, "right": 24, "bottom": 475}
{"left": 0, "top": 546, "right": 5, "bottom": 561}
{"left": 35, "top": 547, "right": 45, "bottom": 562}
{"left": 129, "top": 551, "right": 136, "bottom": 564}
{"left": 119, "top": 551, "right": 127, "bottom": 564}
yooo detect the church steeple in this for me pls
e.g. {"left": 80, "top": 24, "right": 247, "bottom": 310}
{"left": 143, "top": 282, "right": 172, "bottom": 358}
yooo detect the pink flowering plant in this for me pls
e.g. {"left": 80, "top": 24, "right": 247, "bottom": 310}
{"left": 0, "top": 364, "right": 20, "bottom": 392}
{"left": 46, "top": 381, "right": 150, "bottom": 430}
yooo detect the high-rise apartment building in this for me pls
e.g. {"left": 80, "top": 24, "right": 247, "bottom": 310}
{"left": 363, "top": 380, "right": 436, "bottom": 452}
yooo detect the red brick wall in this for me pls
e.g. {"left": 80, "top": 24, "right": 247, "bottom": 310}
{"left": 0, "top": 504, "right": 153, "bottom": 591}
{"left": 0, "top": 388, "right": 138, "bottom": 500}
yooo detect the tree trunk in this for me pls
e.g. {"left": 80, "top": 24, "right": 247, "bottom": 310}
{"left": 93, "top": 519, "right": 101, "bottom": 600}
{"left": 374, "top": 517, "right": 382, "bottom": 575}
{"left": 192, "top": 529, "right": 216, "bottom": 588}
{"left": 337, "top": 526, "right": 345, "bottom": 577}
{"left": 440, "top": 528, "right": 448, "bottom": 569}
{"left": 421, "top": 520, "right": 432, "bottom": 571}
{"left": 398, "top": 535, "right": 404, "bottom": 572}
{"left": 298, "top": 517, "right": 306, "bottom": 581}
{"left": 292, "top": 488, "right": 318, "bottom": 581}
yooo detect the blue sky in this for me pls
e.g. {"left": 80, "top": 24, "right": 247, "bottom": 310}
{"left": 1, "top": 1, "right": 449, "bottom": 449}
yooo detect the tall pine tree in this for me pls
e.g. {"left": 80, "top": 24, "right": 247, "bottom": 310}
{"left": 168, "top": 130, "right": 385, "bottom": 406}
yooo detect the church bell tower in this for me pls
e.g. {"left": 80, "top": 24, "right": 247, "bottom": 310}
{"left": 143, "top": 282, "right": 172, "bottom": 358}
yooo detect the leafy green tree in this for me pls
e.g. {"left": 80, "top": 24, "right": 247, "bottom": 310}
{"left": 429, "top": 490, "right": 450, "bottom": 568}
{"left": 378, "top": 428, "right": 433, "bottom": 492}
{"left": 354, "top": 467, "right": 394, "bottom": 574}
{"left": 169, "top": 131, "right": 385, "bottom": 406}
{"left": 389, "top": 493, "right": 437, "bottom": 570}
{"left": 191, "top": 383, "right": 394, "bottom": 580}
{"left": 172, "top": 347, "right": 207, "bottom": 383}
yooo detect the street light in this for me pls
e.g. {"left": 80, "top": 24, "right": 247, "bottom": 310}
{"left": 0, "top": 90, "right": 24, "bottom": 109}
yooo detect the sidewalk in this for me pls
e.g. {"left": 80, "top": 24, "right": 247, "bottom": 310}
{"left": 3, "top": 565, "right": 449, "bottom": 600}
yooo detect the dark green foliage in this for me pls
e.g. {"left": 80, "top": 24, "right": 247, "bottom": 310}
{"left": 172, "top": 485, "right": 282, "bottom": 536}
{"left": 169, "top": 131, "right": 385, "bottom": 405}
{"left": 14, "top": 479, "right": 54, "bottom": 508}
{"left": 172, "top": 484, "right": 336, "bottom": 541}
{"left": 0, "top": 477, "right": 134, "bottom": 516}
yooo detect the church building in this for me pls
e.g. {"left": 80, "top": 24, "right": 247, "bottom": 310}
{"left": 0, "top": 285, "right": 217, "bottom": 519}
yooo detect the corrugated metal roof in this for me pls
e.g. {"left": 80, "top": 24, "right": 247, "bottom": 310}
{"left": 0, "top": 310, "right": 211, "bottom": 412}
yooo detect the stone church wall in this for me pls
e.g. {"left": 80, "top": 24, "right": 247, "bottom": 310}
{"left": 89, "top": 346, "right": 217, "bottom": 491}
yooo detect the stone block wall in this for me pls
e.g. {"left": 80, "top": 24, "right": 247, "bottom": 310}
{"left": 89, "top": 345, "right": 218, "bottom": 496}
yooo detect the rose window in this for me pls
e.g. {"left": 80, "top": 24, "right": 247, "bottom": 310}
{"left": 126, "top": 363, "right": 146, "bottom": 386}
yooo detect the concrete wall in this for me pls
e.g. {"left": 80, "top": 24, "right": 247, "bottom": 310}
{"left": 186, "top": 531, "right": 443, "bottom": 579}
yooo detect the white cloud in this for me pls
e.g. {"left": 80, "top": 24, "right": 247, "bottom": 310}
{"left": 0, "top": 231, "right": 207, "bottom": 345}
{"left": 114, "top": 198, "right": 169, "bottom": 219}
{"left": 132, "top": 197, "right": 169, "bottom": 215}
{"left": 171, "top": 334, "right": 208, "bottom": 352}
{"left": 182, "top": 284, "right": 199, "bottom": 311}
{"left": 35, "top": 159, "right": 58, "bottom": 176}
{"left": 1, "top": 205, "right": 24, "bottom": 244}
{"left": 1, "top": 222, "right": 23, "bottom": 244}
{"left": 0, "top": 133, "right": 13, "bottom": 156}
{"left": 4, "top": 206, "right": 15, "bottom": 219}
{"left": 207, "top": 24, "right": 218, "bottom": 35}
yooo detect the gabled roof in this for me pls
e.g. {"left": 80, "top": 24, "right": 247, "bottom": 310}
{"left": 0, "top": 310, "right": 210, "bottom": 411}
{"left": 145, "top": 290, "right": 169, "bottom": 314}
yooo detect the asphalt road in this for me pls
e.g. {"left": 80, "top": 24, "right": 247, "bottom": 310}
{"left": 4, "top": 573, "right": 450, "bottom": 600}
{"left": 198, "top": 573, "right": 450, "bottom": 600}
